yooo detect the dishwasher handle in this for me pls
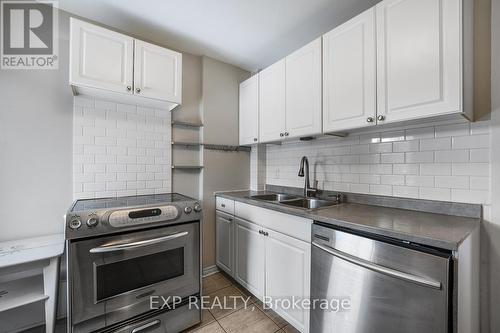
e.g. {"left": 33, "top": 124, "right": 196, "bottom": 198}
{"left": 312, "top": 241, "right": 442, "bottom": 290}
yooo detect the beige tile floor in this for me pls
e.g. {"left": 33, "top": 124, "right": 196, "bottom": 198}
{"left": 184, "top": 272, "right": 300, "bottom": 333}
{"left": 23, "top": 272, "right": 299, "bottom": 333}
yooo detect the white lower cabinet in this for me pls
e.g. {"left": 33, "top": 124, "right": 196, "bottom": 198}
{"left": 216, "top": 200, "right": 311, "bottom": 333}
{"left": 234, "top": 217, "right": 266, "bottom": 300}
{"left": 215, "top": 212, "right": 234, "bottom": 276}
{"left": 264, "top": 228, "right": 311, "bottom": 332}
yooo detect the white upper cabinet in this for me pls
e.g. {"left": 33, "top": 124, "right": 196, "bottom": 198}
{"left": 70, "top": 18, "right": 134, "bottom": 95}
{"left": 259, "top": 59, "right": 286, "bottom": 143}
{"left": 376, "top": 0, "right": 462, "bottom": 124}
{"left": 285, "top": 38, "right": 322, "bottom": 139}
{"left": 323, "top": 8, "right": 377, "bottom": 133}
{"left": 70, "top": 18, "right": 182, "bottom": 110}
{"left": 134, "top": 40, "right": 182, "bottom": 103}
{"left": 239, "top": 74, "right": 259, "bottom": 145}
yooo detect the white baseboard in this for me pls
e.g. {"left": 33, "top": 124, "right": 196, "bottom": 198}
{"left": 202, "top": 265, "right": 219, "bottom": 277}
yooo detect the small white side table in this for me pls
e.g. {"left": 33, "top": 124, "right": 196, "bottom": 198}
{"left": 0, "top": 234, "right": 64, "bottom": 333}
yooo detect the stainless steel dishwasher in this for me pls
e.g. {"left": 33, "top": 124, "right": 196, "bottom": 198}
{"left": 310, "top": 223, "right": 452, "bottom": 333}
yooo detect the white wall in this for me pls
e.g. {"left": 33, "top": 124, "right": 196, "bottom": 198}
{"left": 487, "top": 0, "right": 500, "bottom": 331}
{"left": 0, "top": 9, "right": 73, "bottom": 242}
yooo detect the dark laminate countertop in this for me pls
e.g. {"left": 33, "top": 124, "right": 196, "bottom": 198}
{"left": 215, "top": 190, "right": 480, "bottom": 251}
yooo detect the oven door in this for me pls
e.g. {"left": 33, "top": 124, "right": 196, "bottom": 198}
{"left": 69, "top": 222, "right": 200, "bottom": 331}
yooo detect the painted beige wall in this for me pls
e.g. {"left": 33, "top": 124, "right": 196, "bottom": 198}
{"left": 201, "top": 57, "right": 250, "bottom": 269}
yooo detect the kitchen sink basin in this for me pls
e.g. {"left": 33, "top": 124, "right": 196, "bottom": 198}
{"left": 280, "top": 198, "right": 339, "bottom": 209}
{"left": 250, "top": 193, "right": 299, "bottom": 202}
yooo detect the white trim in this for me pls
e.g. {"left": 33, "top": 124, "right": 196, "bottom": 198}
{"left": 202, "top": 265, "right": 220, "bottom": 277}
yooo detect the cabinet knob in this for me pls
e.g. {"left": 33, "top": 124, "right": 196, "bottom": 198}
{"left": 377, "top": 115, "right": 386, "bottom": 121}
{"left": 366, "top": 117, "right": 374, "bottom": 123}
{"left": 280, "top": 133, "right": 284, "bottom": 137}
{"left": 284, "top": 132, "right": 289, "bottom": 136}
{"left": 253, "top": 138, "right": 257, "bottom": 142}
{"left": 136, "top": 88, "right": 141, "bottom": 93}
{"left": 126, "top": 86, "right": 132, "bottom": 91}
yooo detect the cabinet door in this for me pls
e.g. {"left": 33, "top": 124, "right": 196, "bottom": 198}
{"left": 239, "top": 75, "right": 259, "bottom": 145}
{"left": 234, "top": 218, "right": 265, "bottom": 300}
{"left": 69, "top": 18, "right": 134, "bottom": 94}
{"left": 323, "top": 8, "right": 377, "bottom": 132}
{"left": 134, "top": 40, "right": 182, "bottom": 103}
{"left": 376, "top": 0, "right": 461, "bottom": 123}
{"left": 259, "top": 59, "right": 286, "bottom": 143}
{"left": 265, "top": 229, "right": 311, "bottom": 333}
{"left": 215, "top": 212, "right": 234, "bottom": 276}
{"left": 285, "top": 38, "right": 322, "bottom": 139}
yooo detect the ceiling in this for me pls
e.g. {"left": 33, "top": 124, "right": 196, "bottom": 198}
{"left": 58, "top": 0, "right": 381, "bottom": 72}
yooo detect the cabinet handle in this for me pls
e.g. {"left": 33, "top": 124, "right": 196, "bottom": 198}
{"left": 280, "top": 133, "right": 284, "bottom": 137}
{"left": 366, "top": 117, "right": 374, "bottom": 123}
{"left": 126, "top": 86, "right": 132, "bottom": 92}
{"left": 221, "top": 204, "right": 226, "bottom": 208}
{"left": 136, "top": 88, "right": 141, "bottom": 93}
{"left": 259, "top": 230, "right": 263, "bottom": 234}
{"left": 377, "top": 115, "right": 386, "bottom": 121}
{"left": 284, "top": 132, "right": 289, "bottom": 136}
{"left": 253, "top": 138, "right": 257, "bottom": 142}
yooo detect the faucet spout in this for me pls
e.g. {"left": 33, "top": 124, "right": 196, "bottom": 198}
{"left": 298, "top": 156, "right": 315, "bottom": 197}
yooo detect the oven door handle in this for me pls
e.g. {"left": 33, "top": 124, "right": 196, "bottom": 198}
{"left": 89, "top": 231, "right": 189, "bottom": 253}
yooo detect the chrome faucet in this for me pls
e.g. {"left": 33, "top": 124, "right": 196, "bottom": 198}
{"left": 298, "top": 156, "right": 317, "bottom": 197}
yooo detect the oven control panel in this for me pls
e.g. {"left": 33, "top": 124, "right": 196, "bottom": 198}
{"left": 109, "top": 205, "right": 180, "bottom": 228}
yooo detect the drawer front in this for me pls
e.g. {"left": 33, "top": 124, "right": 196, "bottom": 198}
{"left": 216, "top": 197, "right": 235, "bottom": 215}
{"left": 234, "top": 201, "right": 312, "bottom": 243}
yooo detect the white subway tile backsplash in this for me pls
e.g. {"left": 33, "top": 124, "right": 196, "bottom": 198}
{"left": 435, "top": 123, "right": 469, "bottom": 137}
{"left": 420, "top": 137, "right": 451, "bottom": 151}
{"left": 405, "top": 151, "right": 434, "bottom": 163}
{"left": 451, "top": 189, "right": 490, "bottom": 204}
{"left": 259, "top": 122, "right": 491, "bottom": 205}
{"left": 470, "top": 121, "right": 490, "bottom": 135}
{"left": 419, "top": 187, "right": 451, "bottom": 201}
{"left": 452, "top": 134, "right": 490, "bottom": 149}
{"left": 381, "top": 175, "right": 405, "bottom": 186}
{"left": 470, "top": 177, "right": 490, "bottom": 190}
{"left": 452, "top": 163, "right": 489, "bottom": 176}
{"left": 381, "top": 153, "right": 404, "bottom": 164}
{"left": 393, "top": 140, "right": 419, "bottom": 152}
{"left": 369, "top": 142, "right": 392, "bottom": 153}
{"left": 470, "top": 149, "right": 490, "bottom": 163}
{"left": 405, "top": 127, "right": 434, "bottom": 140}
{"left": 393, "top": 186, "right": 419, "bottom": 198}
{"left": 420, "top": 163, "right": 451, "bottom": 176}
{"left": 370, "top": 184, "right": 392, "bottom": 196}
{"left": 406, "top": 175, "right": 434, "bottom": 187}
{"left": 435, "top": 176, "right": 469, "bottom": 189}
{"left": 393, "top": 164, "right": 419, "bottom": 175}
{"left": 381, "top": 131, "right": 405, "bottom": 142}
{"left": 73, "top": 98, "right": 171, "bottom": 199}
{"left": 434, "top": 150, "right": 469, "bottom": 163}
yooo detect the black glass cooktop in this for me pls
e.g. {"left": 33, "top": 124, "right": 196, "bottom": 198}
{"left": 71, "top": 193, "right": 196, "bottom": 212}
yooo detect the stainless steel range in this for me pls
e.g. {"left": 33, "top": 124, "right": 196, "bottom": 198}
{"left": 65, "top": 193, "right": 202, "bottom": 333}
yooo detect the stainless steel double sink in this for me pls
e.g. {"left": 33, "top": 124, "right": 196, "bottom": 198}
{"left": 249, "top": 193, "right": 340, "bottom": 210}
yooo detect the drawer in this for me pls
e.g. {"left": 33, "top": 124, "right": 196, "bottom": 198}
{"left": 234, "top": 201, "right": 312, "bottom": 243}
{"left": 216, "top": 197, "right": 235, "bottom": 215}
